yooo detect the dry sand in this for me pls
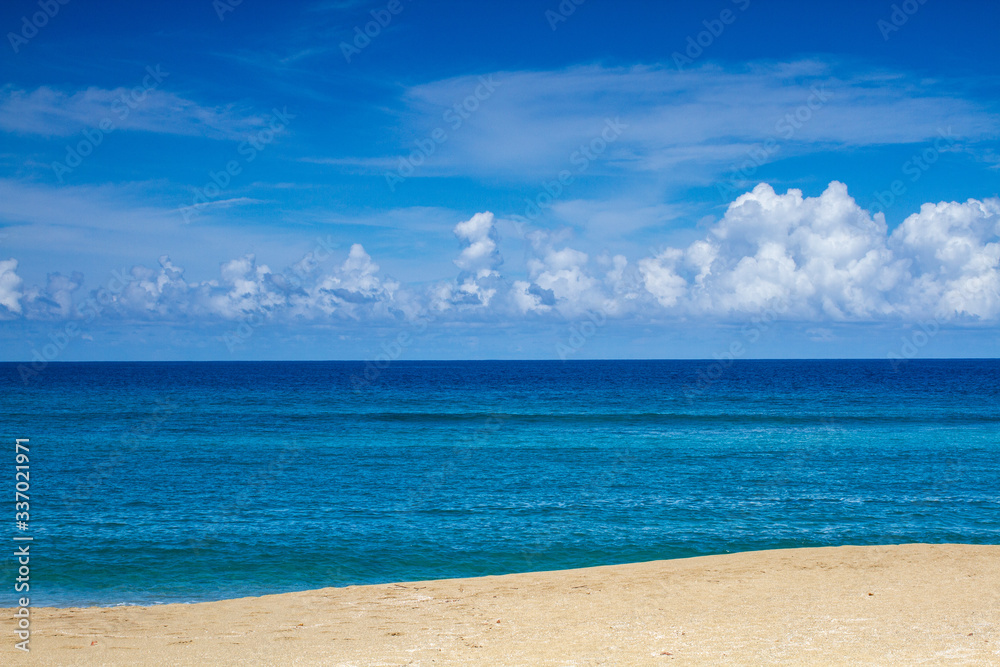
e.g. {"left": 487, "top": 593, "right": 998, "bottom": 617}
{"left": 7, "top": 543, "right": 1000, "bottom": 665}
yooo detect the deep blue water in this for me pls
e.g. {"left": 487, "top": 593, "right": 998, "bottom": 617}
{"left": 2, "top": 359, "right": 998, "bottom": 607}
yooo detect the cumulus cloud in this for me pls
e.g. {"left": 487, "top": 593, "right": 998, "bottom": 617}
{"left": 453, "top": 212, "right": 501, "bottom": 275}
{"left": 640, "top": 181, "right": 905, "bottom": 318}
{"left": 21, "top": 271, "right": 85, "bottom": 319}
{"left": 116, "top": 256, "right": 203, "bottom": 318}
{"left": 515, "top": 240, "right": 602, "bottom": 316}
{"left": 432, "top": 212, "right": 504, "bottom": 311}
{"left": 637, "top": 182, "right": 999, "bottom": 321}
{"left": 513, "top": 182, "right": 999, "bottom": 322}
{"left": 510, "top": 231, "right": 642, "bottom": 318}
{"left": 307, "top": 244, "right": 400, "bottom": 318}
{"left": 890, "top": 199, "right": 1000, "bottom": 318}
{"left": 17, "top": 245, "right": 403, "bottom": 324}
{"left": 0, "top": 259, "right": 23, "bottom": 317}
{"left": 3, "top": 183, "right": 999, "bottom": 327}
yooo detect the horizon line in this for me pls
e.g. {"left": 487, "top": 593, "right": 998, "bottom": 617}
{"left": 2, "top": 357, "right": 998, "bottom": 364}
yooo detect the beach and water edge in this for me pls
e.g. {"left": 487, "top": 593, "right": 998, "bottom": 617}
{"left": 5, "top": 360, "right": 998, "bottom": 664}
{"left": 8, "top": 543, "right": 999, "bottom": 665}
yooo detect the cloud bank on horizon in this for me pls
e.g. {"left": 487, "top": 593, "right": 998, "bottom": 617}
{"left": 2, "top": 182, "right": 997, "bottom": 327}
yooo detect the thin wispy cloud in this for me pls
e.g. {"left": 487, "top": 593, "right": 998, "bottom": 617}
{"left": 315, "top": 61, "right": 999, "bottom": 182}
{"left": 0, "top": 85, "right": 270, "bottom": 139}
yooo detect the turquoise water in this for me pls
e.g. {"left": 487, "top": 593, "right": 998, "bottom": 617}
{"left": 2, "top": 359, "right": 998, "bottom": 606}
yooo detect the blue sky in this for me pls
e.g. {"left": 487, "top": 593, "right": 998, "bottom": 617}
{"left": 1, "top": 0, "right": 998, "bottom": 361}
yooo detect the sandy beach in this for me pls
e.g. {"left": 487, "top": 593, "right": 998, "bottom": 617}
{"left": 8, "top": 543, "right": 999, "bottom": 665}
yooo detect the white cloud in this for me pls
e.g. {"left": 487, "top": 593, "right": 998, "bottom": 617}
{"left": 510, "top": 279, "right": 551, "bottom": 313}
{"left": 3, "top": 183, "right": 999, "bottom": 326}
{"left": 453, "top": 211, "right": 501, "bottom": 276}
{"left": 637, "top": 182, "right": 999, "bottom": 321}
{"left": 117, "top": 256, "right": 201, "bottom": 318}
{"left": 891, "top": 198, "right": 1000, "bottom": 319}
{"left": 42, "top": 245, "right": 404, "bottom": 323}
{"left": 432, "top": 212, "right": 503, "bottom": 311}
{"left": 527, "top": 245, "right": 598, "bottom": 311}
{"left": 21, "top": 271, "right": 84, "bottom": 319}
{"left": 307, "top": 244, "right": 400, "bottom": 318}
{"left": 639, "top": 248, "right": 687, "bottom": 308}
{"left": 210, "top": 256, "right": 286, "bottom": 319}
{"left": 510, "top": 232, "right": 640, "bottom": 318}
{"left": 0, "top": 258, "right": 23, "bottom": 316}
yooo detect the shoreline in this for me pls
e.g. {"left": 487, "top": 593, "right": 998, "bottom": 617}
{"left": 9, "top": 543, "right": 1000, "bottom": 665}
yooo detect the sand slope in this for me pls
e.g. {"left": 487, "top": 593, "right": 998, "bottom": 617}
{"left": 8, "top": 544, "right": 1000, "bottom": 665}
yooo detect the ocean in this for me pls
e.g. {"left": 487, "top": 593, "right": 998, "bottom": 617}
{"left": 2, "top": 359, "right": 998, "bottom": 607}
